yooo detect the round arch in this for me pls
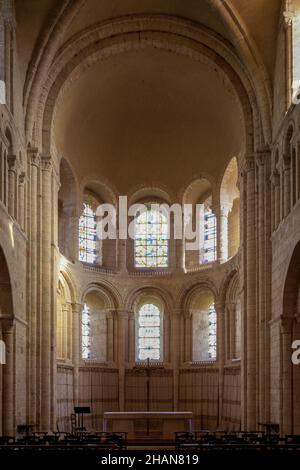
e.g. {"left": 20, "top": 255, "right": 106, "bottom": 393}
{"left": 179, "top": 280, "right": 218, "bottom": 311}
{"left": 125, "top": 286, "right": 174, "bottom": 313}
{"left": 58, "top": 269, "right": 77, "bottom": 304}
{"left": 128, "top": 183, "right": 174, "bottom": 206}
{"left": 81, "top": 282, "right": 120, "bottom": 309}
{"left": 219, "top": 269, "right": 240, "bottom": 306}
{"left": 80, "top": 176, "right": 119, "bottom": 207}
{"left": 24, "top": 16, "right": 268, "bottom": 160}
{"left": 24, "top": 10, "right": 271, "bottom": 147}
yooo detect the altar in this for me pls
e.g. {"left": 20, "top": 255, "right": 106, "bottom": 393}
{"left": 103, "top": 411, "right": 193, "bottom": 439}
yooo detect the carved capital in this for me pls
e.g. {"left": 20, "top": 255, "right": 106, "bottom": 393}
{"left": 18, "top": 171, "right": 26, "bottom": 185}
{"left": 183, "top": 310, "right": 191, "bottom": 319}
{"left": 117, "top": 310, "right": 129, "bottom": 320}
{"left": 41, "top": 155, "right": 53, "bottom": 172}
{"left": 28, "top": 148, "right": 40, "bottom": 167}
{"left": 7, "top": 154, "right": 17, "bottom": 171}
{"left": 62, "top": 302, "right": 72, "bottom": 313}
{"left": 255, "top": 146, "right": 270, "bottom": 166}
{"left": 170, "top": 309, "right": 182, "bottom": 318}
{"left": 283, "top": 1, "right": 297, "bottom": 27}
{"left": 107, "top": 309, "right": 117, "bottom": 320}
{"left": 71, "top": 302, "right": 83, "bottom": 314}
{"left": 242, "top": 158, "right": 255, "bottom": 176}
{"left": 214, "top": 301, "right": 225, "bottom": 313}
{"left": 271, "top": 170, "right": 280, "bottom": 187}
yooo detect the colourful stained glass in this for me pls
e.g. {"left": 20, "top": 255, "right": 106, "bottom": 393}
{"left": 208, "top": 303, "right": 217, "bottom": 359}
{"left": 79, "top": 203, "right": 97, "bottom": 263}
{"left": 203, "top": 208, "right": 216, "bottom": 263}
{"left": 137, "top": 303, "right": 161, "bottom": 361}
{"left": 82, "top": 303, "right": 91, "bottom": 359}
{"left": 135, "top": 206, "right": 168, "bottom": 268}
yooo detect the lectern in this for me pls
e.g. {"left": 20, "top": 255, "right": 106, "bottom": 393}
{"left": 74, "top": 406, "right": 90, "bottom": 432}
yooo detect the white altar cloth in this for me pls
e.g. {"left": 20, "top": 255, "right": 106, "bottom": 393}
{"left": 103, "top": 411, "right": 193, "bottom": 439}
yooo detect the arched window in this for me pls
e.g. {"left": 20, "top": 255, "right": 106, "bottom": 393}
{"left": 81, "top": 292, "right": 108, "bottom": 362}
{"left": 208, "top": 303, "right": 217, "bottom": 359}
{"left": 136, "top": 303, "right": 163, "bottom": 361}
{"left": 82, "top": 303, "right": 91, "bottom": 360}
{"left": 220, "top": 157, "right": 240, "bottom": 260}
{"left": 79, "top": 193, "right": 100, "bottom": 264}
{"left": 202, "top": 200, "right": 217, "bottom": 264}
{"left": 134, "top": 205, "right": 168, "bottom": 268}
{"left": 191, "top": 290, "right": 217, "bottom": 361}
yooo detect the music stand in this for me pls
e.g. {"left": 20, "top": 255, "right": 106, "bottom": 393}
{"left": 74, "top": 406, "right": 90, "bottom": 432}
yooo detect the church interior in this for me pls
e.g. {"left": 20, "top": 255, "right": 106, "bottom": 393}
{"left": 1, "top": 0, "right": 300, "bottom": 456}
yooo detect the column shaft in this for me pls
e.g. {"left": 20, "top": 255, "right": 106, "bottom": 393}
{"left": 72, "top": 303, "right": 82, "bottom": 407}
{"left": 281, "top": 319, "right": 293, "bottom": 434}
{"left": 2, "top": 325, "right": 15, "bottom": 436}
{"left": 117, "top": 311, "right": 128, "bottom": 411}
{"left": 216, "top": 302, "right": 225, "bottom": 427}
{"left": 7, "top": 155, "right": 16, "bottom": 218}
{"left": 257, "top": 158, "right": 266, "bottom": 424}
{"left": 28, "top": 149, "right": 39, "bottom": 425}
{"left": 107, "top": 311, "right": 115, "bottom": 364}
{"left": 41, "top": 157, "right": 52, "bottom": 430}
{"left": 283, "top": 157, "right": 291, "bottom": 217}
{"left": 245, "top": 160, "right": 257, "bottom": 430}
{"left": 171, "top": 310, "right": 180, "bottom": 410}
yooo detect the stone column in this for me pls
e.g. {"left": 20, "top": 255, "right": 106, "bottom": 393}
{"left": 244, "top": 159, "right": 257, "bottom": 430}
{"left": 40, "top": 156, "right": 53, "bottom": 430}
{"left": 2, "top": 323, "right": 15, "bottom": 436}
{"left": 283, "top": 154, "right": 291, "bottom": 217}
{"left": 164, "top": 315, "right": 170, "bottom": 363}
{"left": 72, "top": 302, "right": 82, "bottom": 407}
{"left": 62, "top": 304, "right": 70, "bottom": 360}
{"left": 264, "top": 154, "right": 272, "bottom": 425}
{"left": 18, "top": 171, "right": 26, "bottom": 231}
{"left": 271, "top": 171, "right": 280, "bottom": 230}
{"left": 107, "top": 310, "right": 115, "bottom": 364}
{"left": 227, "top": 302, "right": 236, "bottom": 360}
{"left": 27, "top": 147, "right": 39, "bottom": 426}
{"left": 117, "top": 310, "right": 128, "bottom": 411}
{"left": 224, "top": 305, "right": 229, "bottom": 361}
{"left": 184, "top": 311, "right": 191, "bottom": 363}
{"left": 127, "top": 311, "right": 135, "bottom": 365}
{"left": 7, "top": 154, "right": 16, "bottom": 218}
{"left": 257, "top": 154, "right": 266, "bottom": 424}
{"left": 171, "top": 310, "right": 181, "bottom": 410}
{"left": 216, "top": 203, "right": 231, "bottom": 263}
{"left": 281, "top": 316, "right": 293, "bottom": 434}
{"left": 215, "top": 301, "right": 225, "bottom": 426}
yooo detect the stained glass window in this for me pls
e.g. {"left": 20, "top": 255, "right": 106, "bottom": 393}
{"left": 79, "top": 202, "right": 97, "bottom": 263}
{"left": 208, "top": 303, "right": 217, "bottom": 359}
{"left": 137, "top": 303, "right": 162, "bottom": 361}
{"left": 135, "top": 205, "right": 168, "bottom": 268}
{"left": 82, "top": 303, "right": 91, "bottom": 360}
{"left": 202, "top": 207, "right": 216, "bottom": 264}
